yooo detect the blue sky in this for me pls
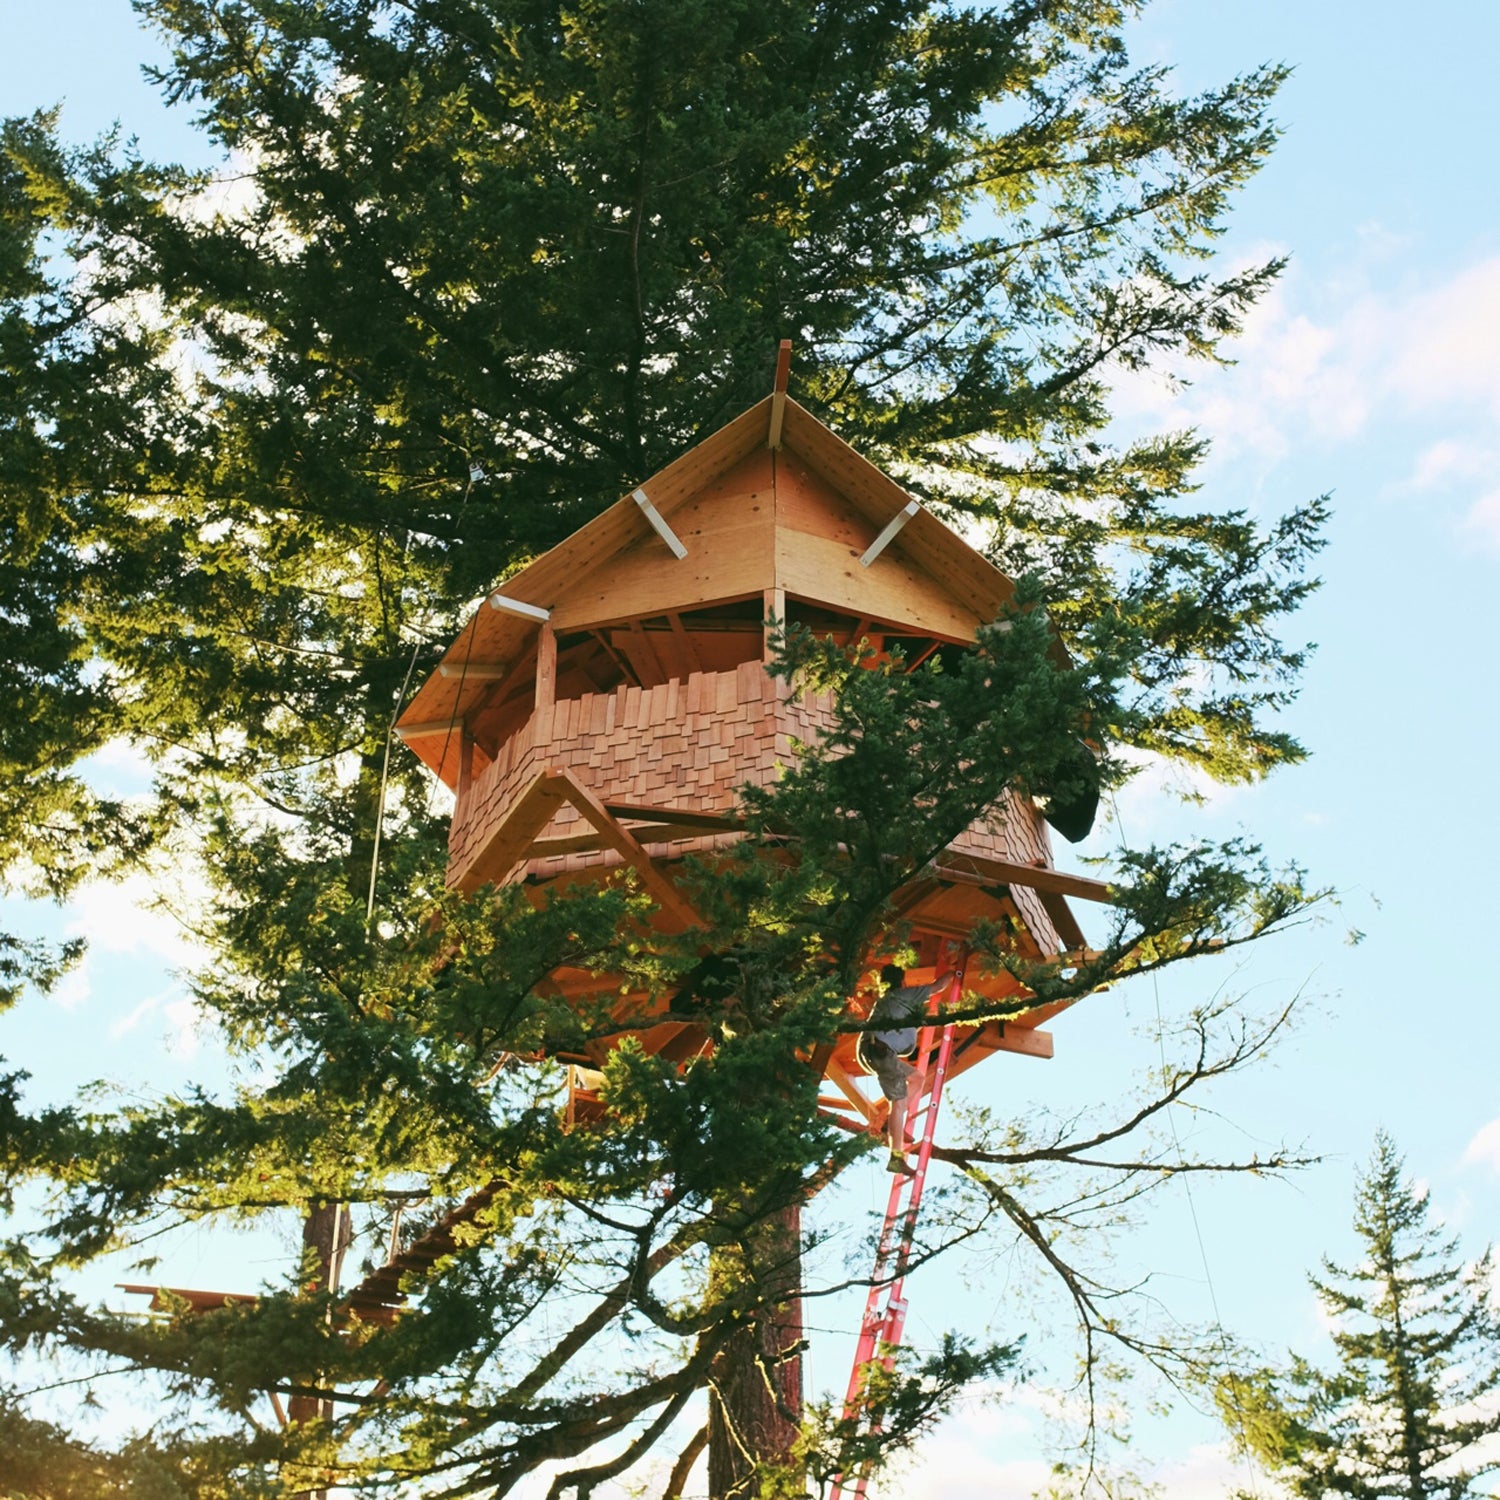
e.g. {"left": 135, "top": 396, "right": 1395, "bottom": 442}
{"left": 3, "top": 2, "right": 1499, "bottom": 1495}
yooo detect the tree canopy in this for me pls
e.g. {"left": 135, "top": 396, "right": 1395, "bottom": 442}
{"left": 0, "top": 2, "right": 1329, "bottom": 1496}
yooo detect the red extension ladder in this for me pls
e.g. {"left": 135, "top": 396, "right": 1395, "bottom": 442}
{"left": 830, "top": 963, "right": 965, "bottom": 1500}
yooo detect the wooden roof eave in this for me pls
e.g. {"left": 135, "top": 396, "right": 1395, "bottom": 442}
{"left": 776, "top": 400, "right": 1015, "bottom": 620}
{"left": 491, "top": 396, "right": 774, "bottom": 612}
{"left": 396, "top": 615, "right": 543, "bottom": 783}
{"left": 397, "top": 398, "right": 776, "bottom": 774}
{"left": 777, "top": 400, "right": 1074, "bottom": 671}
{"left": 397, "top": 383, "right": 1077, "bottom": 785}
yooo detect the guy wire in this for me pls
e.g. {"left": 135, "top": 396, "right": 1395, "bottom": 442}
{"left": 1107, "top": 789, "right": 1262, "bottom": 1497}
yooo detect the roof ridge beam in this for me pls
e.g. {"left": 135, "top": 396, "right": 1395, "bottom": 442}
{"left": 768, "top": 339, "right": 791, "bottom": 448}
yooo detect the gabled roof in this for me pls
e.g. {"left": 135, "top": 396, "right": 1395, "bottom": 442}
{"left": 397, "top": 387, "right": 1021, "bottom": 762}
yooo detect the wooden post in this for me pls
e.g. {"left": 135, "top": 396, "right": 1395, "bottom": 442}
{"left": 763, "top": 586, "right": 785, "bottom": 663}
{"left": 534, "top": 623, "right": 557, "bottom": 740}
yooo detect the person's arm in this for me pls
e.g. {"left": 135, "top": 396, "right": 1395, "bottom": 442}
{"left": 915, "top": 972, "right": 955, "bottom": 1010}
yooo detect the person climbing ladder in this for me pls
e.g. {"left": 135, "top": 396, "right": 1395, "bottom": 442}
{"left": 833, "top": 956, "right": 966, "bottom": 1500}
{"left": 856, "top": 963, "right": 954, "bottom": 1172}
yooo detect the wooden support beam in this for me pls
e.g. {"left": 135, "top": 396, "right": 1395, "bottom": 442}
{"left": 591, "top": 629, "right": 640, "bottom": 687}
{"left": 859, "top": 497, "right": 920, "bottom": 568}
{"left": 1038, "top": 888, "right": 1088, "bottom": 953}
{"left": 972, "top": 1022, "right": 1053, "bottom": 1061}
{"left": 938, "top": 1023, "right": 1056, "bottom": 1093}
{"left": 632, "top": 487, "right": 688, "bottom": 559}
{"left": 529, "top": 820, "right": 717, "bottom": 859}
{"left": 484, "top": 646, "right": 540, "bottom": 709}
{"left": 554, "top": 773, "right": 703, "bottom": 930}
{"left": 534, "top": 623, "right": 557, "bottom": 738}
{"left": 118, "top": 1283, "right": 258, "bottom": 1313}
{"left": 763, "top": 586, "right": 786, "bottom": 661}
{"left": 453, "top": 770, "right": 573, "bottom": 891}
{"left": 394, "top": 716, "right": 463, "bottom": 741}
{"left": 823, "top": 1056, "right": 877, "bottom": 1124}
{"left": 667, "top": 612, "right": 702, "bottom": 674}
{"left": 600, "top": 801, "right": 742, "bottom": 831}
{"left": 627, "top": 619, "right": 668, "bottom": 686}
{"left": 768, "top": 339, "right": 791, "bottom": 448}
{"left": 457, "top": 725, "right": 475, "bottom": 805}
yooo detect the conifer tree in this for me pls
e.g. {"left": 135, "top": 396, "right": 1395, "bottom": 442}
{"left": 1220, "top": 1133, "right": 1500, "bottom": 1500}
{"left": 0, "top": 2, "right": 1331, "bottom": 1495}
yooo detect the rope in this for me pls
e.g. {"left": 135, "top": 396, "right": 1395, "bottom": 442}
{"left": 365, "top": 629, "right": 426, "bottom": 930}
{"left": 364, "top": 463, "right": 484, "bottom": 929}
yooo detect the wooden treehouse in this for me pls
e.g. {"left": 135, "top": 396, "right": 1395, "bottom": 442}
{"left": 122, "top": 350, "right": 1114, "bottom": 1437}
{"left": 393, "top": 347, "right": 1111, "bottom": 1147}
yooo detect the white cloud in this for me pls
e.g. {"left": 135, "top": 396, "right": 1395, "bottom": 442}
{"left": 1405, "top": 437, "right": 1499, "bottom": 492}
{"left": 902, "top": 1405, "right": 1053, "bottom": 1500}
{"left": 1070, "top": 746, "right": 1250, "bottom": 865}
{"left": 96, "top": 985, "right": 204, "bottom": 1060}
{"left": 905, "top": 1453, "right": 1053, "bottom": 1500}
{"left": 43, "top": 860, "right": 211, "bottom": 1050}
{"left": 76, "top": 737, "right": 156, "bottom": 798}
{"left": 48, "top": 964, "right": 92, "bottom": 1013}
{"left": 163, "top": 997, "right": 206, "bottom": 1060}
{"left": 1462, "top": 1118, "right": 1500, "bottom": 1173}
{"left": 1461, "top": 491, "right": 1500, "bottom": 554}
{"left": 1111, "top": 252, "right": 1500, "bottom": 501}
{"left": 109, "top": 990, "right": 164, "bottom": 1038}
{"left": 1153, "top": 1441, "right": 1255, "bottom": 1500}
{"left": 898, "top": 1403, "right": 1262, "bottom": 1500}
{"left": 1382, "top": 258, "right": 1500, "bottom": 418}
{"left": 62, "top": 870, "right": 206, "bottom": 971}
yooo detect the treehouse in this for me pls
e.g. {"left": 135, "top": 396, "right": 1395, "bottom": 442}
{"left": 395, "top": 347, "right": 1110, "bottom": 1137}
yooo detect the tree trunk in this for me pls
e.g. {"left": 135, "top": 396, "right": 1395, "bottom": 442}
{"left": 707, "top": 1199, "right": 805, "bottom": 1499}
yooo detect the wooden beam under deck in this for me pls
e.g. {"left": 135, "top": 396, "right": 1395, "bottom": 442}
{"left": 600, "top": 801, "right": 742, "bottom": 831}
{"left": 1038, "top": 888, "right": 1088, "bottom": 952}
{"left": 932, "top": 850, "right": 1113, "bottom": 904}
{"left": 528, "top": 820, "right": 729, "bottom": 860}
{"left": 118, "top": 1283, "right": 257, "bottom": 1313}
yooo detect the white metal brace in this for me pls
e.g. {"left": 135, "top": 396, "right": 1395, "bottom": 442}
{"left": 632, "top": 488, "right": 688, "bottom": 559}
{"left": 487, "top": 593, "right": 552, "bottom": 621}
{"left": 859, "top": 498, "right": 920, "bottom": 568}
{"left": 438, "top": 661, "right": 511, "bottom": 680}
